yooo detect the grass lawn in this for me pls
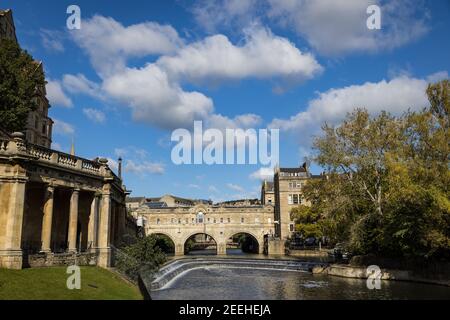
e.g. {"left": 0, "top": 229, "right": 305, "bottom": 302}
{"left": 0, "top": 266, "right": 142, "bottom": 300}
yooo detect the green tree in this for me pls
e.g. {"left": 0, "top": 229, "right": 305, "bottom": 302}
{"left": 308, "top": 80, "right": 450, "bottom": 259}
{"left": 115, "top": 235, "right": 167, "bottom": 281}
{"left": 153, "top": 234, "right": 175, "bottom": 254}
{"left": 290, "top": 205, "right": 324, "bottom": 239}
{"left": 0, "top": 39, "right": 45, "bottom": 132}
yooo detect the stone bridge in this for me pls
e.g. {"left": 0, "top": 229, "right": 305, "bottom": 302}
{"left": 133, "top": 204, "right": 276, "bottom": 255}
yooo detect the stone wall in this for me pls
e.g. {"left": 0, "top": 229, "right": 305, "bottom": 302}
{"left": 24, "top": 252, "right": 98, "bottom": 268}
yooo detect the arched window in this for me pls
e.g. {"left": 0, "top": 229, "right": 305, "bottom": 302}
{"left": 196, "top": 212, "right": 204, "bottom": 224}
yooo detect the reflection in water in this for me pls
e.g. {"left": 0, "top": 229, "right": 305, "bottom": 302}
{"left": 151, "top": 268, "right": 450, "bottom": 300}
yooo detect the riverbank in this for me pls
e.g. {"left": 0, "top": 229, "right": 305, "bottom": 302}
{"left": 313, "top": 264, "right": 450, "bottom": 287}
{"left": 0, "top": 266, "right": 143, "bottom": 300}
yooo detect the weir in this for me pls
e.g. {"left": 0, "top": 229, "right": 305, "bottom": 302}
{"left": 150, "top": 257, "right": 328, "bottom": 290}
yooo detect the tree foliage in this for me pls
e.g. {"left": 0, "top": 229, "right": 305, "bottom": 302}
{"left": 0, "top": 39, "right": 45, "bottom": 132}
{"left": 115, "top": 234, "right": 167, "bottom": 281}
{"left": 306, "top": 80, "right": 450, "bottom": 259}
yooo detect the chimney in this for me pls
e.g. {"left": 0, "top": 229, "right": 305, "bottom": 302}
{"left": 118, "top": 157, "right": 122, "bottom": 179}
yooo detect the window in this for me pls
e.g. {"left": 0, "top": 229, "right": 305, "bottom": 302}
{"left": 293, "top": 194, "right": 299, "bottom": 205}
{"left": 288, "top": 195, "right": 293, "bottom": 205}
{"left": 196, "top": 212, "right": 204, "bottom": 224}
{"left": 227, "top": 218, "right": 231, "bottom": 223}
{"left": 220, "top": 218, "right": 223, "bottom": 223}
{"left": 156, "top": 218, "right": 160, "bottom": 225}
{"left": 178, "top": 219, "right": 181, "bottom": 224}
{"left": 192, "top": 218, "right": 195, "bottom": 223}
{"left": 207, "top": 217, "right": 210, "bottom": 223}
{"left": 213, "top": 218, "right": 216, "bottom": 223}
{"left": 241, "top": 217, "right": 244, "bottom": 223}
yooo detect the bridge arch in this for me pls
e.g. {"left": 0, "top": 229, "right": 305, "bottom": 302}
{"left": 148, "top": 232, "right": 176, "bottom": 255}
{"left": 226, "top": 231, "right": 262, "bottom": 254}
{"left": 183, "top": 232, "right": 218, "bottom": 255}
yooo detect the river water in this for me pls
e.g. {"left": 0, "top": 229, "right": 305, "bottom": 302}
{"left": 151, "top": 255, "right": 450, "bottom": 300}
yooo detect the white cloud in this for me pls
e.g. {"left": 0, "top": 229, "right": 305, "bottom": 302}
{"left": 68, "top": 15, "right": 322, "bottom": 131}
{"left": 227, "top": 183, "right": 245, "bottom": 192}
{"left": 208, "top": 185, "right": 219, "bottom": 193}
{"left": 71, "top": 15, "right": 183, "bottom": 77}
{"left": 158, "top": 26, "right": 322, "bottom": 83}
{"left": 53, "top": 119, "right": 75, "bottom": 136}
{"left": 102, "top": 64, "right": 214, "bottom": 129}
{"left": 188, "top": 184, "right": 200, "bottom": 189}
{"left": 125, "top": 160, "right": 165, "bottom": 175}
{"left": 270, "top": 73, "right": 441, "bottom": 148}
{"left": 83, "top": 108, "right": 106, "bottom": 124}
{"left": 267, "top": 0, "right": 429, "bottom": 55}
{"left": 46, "top": 80, "right": 73, "bottom": 108}
{"left": 62, "top": 74, "right": 103, "bottom": 99}
{"left": 249, "top": 167, "right": 274, "bottom": 180}
{"left": 40, "top": 29, "right": 65, "bottom": 52}
{"left": 193, "top": 0, "right": 258, "bottom": 33}
{"left": 193, "top": 0, "right": 430, "bottom": 56}
{"left": 111, "top": 146, "right": 165, "bottom": 176}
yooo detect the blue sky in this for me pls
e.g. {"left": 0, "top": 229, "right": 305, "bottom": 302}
{"left": 3, "top": 0, "right": 450, "bottom": 201}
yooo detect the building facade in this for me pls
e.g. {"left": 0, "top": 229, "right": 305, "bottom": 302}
{"left": 0, "top": 9, "right": 128, "bottom": 269}
{"left": 0, "top": 9, "right": 53, "bottom": 148}
{"left": 261, "top": 181, "right": 274, "bottom": 205}
{"left": 0, "top": 9, "right": 17, "bottom": 42}
{"left": 133, "top": 203, "right": 275, "bottom": 255}
{"left": 273, "top": 163, "right": 316, "bottom": 240}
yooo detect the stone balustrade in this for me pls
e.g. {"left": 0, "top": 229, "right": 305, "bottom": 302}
{"left": 0, "top": 133, "right": 113, "bottom": 179}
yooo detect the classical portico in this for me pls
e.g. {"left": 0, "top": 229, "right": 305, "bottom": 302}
{"left": 0, "top": 133, "right": 128, "bottom": 269}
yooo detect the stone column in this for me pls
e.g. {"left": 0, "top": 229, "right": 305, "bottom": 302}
{"left": 98, "top": 192, "right": 111, "bottom": 267}
{"left": 175, "top": 243, "right": 184, "bottom": 256}
{"left": 87, "top": 194, "right": 99, "bottom": 251}
{"left": 117, "top": 205, "right": 125, "bottom": 243}
{"left": 217, "top": 242, "right": 227, "bottom": 255}
{"left": 40, "top": 185, "right": 54, "bottom": 253}
{"left": 67, "top": 189, "right": 80, "bottom": 252}
{"left": 110, "top": 202, "right": 116, "bottom": 246}
{"left": 0, "top": 178, "right": 27, "bottom": 269}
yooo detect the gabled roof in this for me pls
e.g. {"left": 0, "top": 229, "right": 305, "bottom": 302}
{"left": 143, "top": 202, "right": 168, "bottom": 209}
{"left": 126, "top": 196, "right": 145, "bottom": 203}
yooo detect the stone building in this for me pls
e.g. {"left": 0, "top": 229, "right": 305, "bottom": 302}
{"left": 216, "top": 199, "right": 261, "bottom": 207}
{"left": 261, "top": 180, "right": 274, "bottom": 205}
{"left": 126, "top": 196, "right": 146, "bottom": 211}
{"left": 273, "top": 163, "right": 323, "bottom": 240}
{"left": 127, "top": 194, "right": 213, "bottom": 210}
{"left": 0, "top": 9, "right": 53, "bottom": 148}
{"left": 0, "top": 9, "right": 17, "bottom": 42}
{"left": 0, "top": 133, "right": 128, "bottom": 269}
{"left": 0, "top": 9, "right": 128, "bottom": 269}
